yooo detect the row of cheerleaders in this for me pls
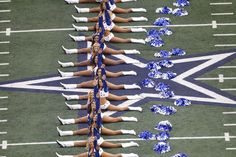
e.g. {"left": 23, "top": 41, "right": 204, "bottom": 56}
{"left": 55, "top": 0, "right": 191, "bottom": 157}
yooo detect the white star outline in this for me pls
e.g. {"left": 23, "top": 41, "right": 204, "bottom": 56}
{"left": 0, "top": 52, "right": 235, "bottom": 116}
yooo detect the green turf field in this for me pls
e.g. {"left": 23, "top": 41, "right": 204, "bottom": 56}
{"left": 0, "top": 0, "right": 236, "bottom": 157}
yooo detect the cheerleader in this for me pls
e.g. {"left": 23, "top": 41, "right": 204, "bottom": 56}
{"left": 65, "top": 0, "right": 137, "bottom": 4}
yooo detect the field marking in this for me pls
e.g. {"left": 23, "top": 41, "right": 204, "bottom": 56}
{"left": 223, "top": 111, "right": 236, "bottom": 114}
{"left": 196, "top": 76, "right": 236, "bottom": 82}
{"left": 0, "top": 0, "right": 11, "bottom": 2}
{"left": 0, "top": 108, "right": 8, "bottom": 111}
{"left": 1, "top": 22, "right": 236, "bottom": 34}
{"left": 219, "top": 66, "right": 236, "bottom": 68}
{"left": 0, "top": 20, "right": 10, "bottom": 23}
{"left": 0, "top": 96, "right": 8, "bottom": 99}
{"left": 212, "top": 20, "right": 217, "bottom": 28}
{"left": 0, "top": 74, "right": 9, "bottom": 77}
{"left": 211, "top": 13, "right": 234, "bottom": 16}
{"left": 215, "top": 44, "right": 236, "bottom": 47}
{"left": 0, "top": 10, "right": 11, "bottom": 13}
{"left": 1, "top": 135, "right": 236, "bottom": 148}
{"left": 214, "top": 33, "right": 236, "bottom": 37}
{"left": 0, "top": 41, "right": 10, "bottom": 44}
{"left": 210, "top": 2, "right": 232, "bottom": 5}
{"left": 225, "top": 132, "right": 230, "bottom": 141}
{"left": 0, "top": 132, "right": 7, "bottom": 135}
{"left": 224, "top": 123, "right": 236, "bottom": 126}
{"left": 221, "top": 88, "right": 236, "bottom": 91}
{"left": 2, "top": 141, "right": 7, "bottom": 149}
{"left": 226, "top": 148, "right": 236, "bottom": 150}
{"left": 0, "top": 52, "right": 10, "bottom": 55}
{"left": 0, "top": 120, "right": 8, "bottom": 123}
{"left": 0, "top": 63, "right": 9, "bottom": 66}
{"left": 6, "top": 28, "right": 11, "bottom": 36}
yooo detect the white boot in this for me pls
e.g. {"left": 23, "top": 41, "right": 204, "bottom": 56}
{"left": 57, "top": 140, "right": 75, "bottom": 147}
{"left": 74, "top": 5, "right": 90, "bottom": 13}
{"left": 121, "top": 153, "right": 139, "bottom": 157}
{"left": 56, "top": 152, "right": 73, "bottom": 157}
{"left": 65, "top": 0, "right": 79, "bottom": 4}
{"left": 130, "top": 39, "right": 146, "bottom": 44}
{"left": 121, "top": 141, "right": 139, "bottom": 148}
{"left": 127, "top": 94, "right": 142, "bottom": 100}
{"left": 69, "top": 34, "right": 86, "bottom": 41}
{"left": 120, "top": 129, "right": 136, "bottom": 135}
{"left": 131, "top": 8, "right": 147, "bottom": 12}
{"left": 62, "top": 93, "right": 80, "bottom": 100}
{"left": 124, "top": 84, "right": 141, "bottom": 89}
{"left": 121, "top": 117, "right": 138, "bottom": 122}
{"left": 57, "top": 127, "right": 73, "bottom": 136}
{"left": 60, "top": 83, "right": 77, "bottom": 89}
{"left": 128, "top": 106, "right": 142, "bottom": 112}
{"left": 57, "top": 116, "right": 75, "bottom": 125}
{"left": 121, "top": 0, "right": 137, "bottom": 2}
{"left": 122, "top": 71, "right": 137, "bottom": 76}
{"left": 72, "top": 24, "right": 88, "bottom": 31}
{"left": 65, "top": 102, "right": 82, "bottom": 110}
{"left": 72, "top": 15, "right": 88, "bottom": 22}
{"left": 62, "top": 45, "right": 78, "bottom": 54}
{"left": 58, "top": 69, "right": 74, "bottom": 77}
{"left": 124, "top": 50, "right": 140, "bottom": 54}
{"left": 58, "top": 61, "right": 74, "bottom": 67}
{"left": 131, "top": 17, "right": 148, "bottom": 21}
{"left": 131, "top": 28, "right": 147, "bottom": 32}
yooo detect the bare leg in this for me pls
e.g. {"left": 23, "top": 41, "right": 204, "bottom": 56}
{"left": 77, "top": 0, "right": 97, "bottom": 3}
{"left": 101, "top": 152, "right": 122, "bottom": 157}
{"left": 106, "top": 71, "right": 123, "bottom": 78}
{"left": 73, "top": 60, "right": 91, "bottom": 66}
{"left": 102, "top": 116, "right": 122, "bottom": 123}
{"left": 73, "top": 70, "right": 93, "bottom": 76}
{"left": 101, "top": 127, "right": 122, "bottom": 135}
{"left": 107, "top": 93, "right": 127, "bottom": 101}
{"left": 103, "top": 58, "right": 125, "bottom": 65}
{"left": 112, "top": 25, "right": 131, "bottom": 33}
{"left": 87, "top": 17, "right": 99, "bottom": 22}
{"left": 77, "top": 48, "right": 91, "bottom": 54}
{"left": 107, "top": 104, "right": 129, "bottom": 111}
{"left": 74, "top": 116, "right": 88, "bottom": 123}
{"left": 113, "top": 7, "right": 132, "bottom": 14}
{"left": 103, "top": 47, "right": 125, "bottom": 54}
{"left": 85, "top": 36, "right": 93, "bottom": 41}
{"left": 106, "top": 81, "right": 124, "bottom": 89}
{"left": 74, "top": 141, "right": 87, "bottom": 147}
{"left": 113, "top": 17, "right": 132, "bottom": 23}
{"left": 73, "top": 128, "right": 89, "bottom": 135}
{"left": 77, "top": 80, "right": 95, "bottom": 88}
{"left": 74, "top": 153, "right": 88, "bottom": 157}
{"left": 89, "top": 7, "right": 101, "bottom": 13}
{"left": 110, "top": 36, "right": 131, "bottom": 43}
{"left": 100, "top": 141, "right": 122, "bottom": 148}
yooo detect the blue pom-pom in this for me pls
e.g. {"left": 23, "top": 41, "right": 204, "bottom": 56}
{"left": 149, "top": 38, "right": 165, "bottom": 47}
{"left": 156, "top": 6, "right": 173, "bottom": 14}
{"left": 154, "top": 50, "right": 171, "bottom": 58}
{"left": 138, "top": 131, "right": 154, "bottom": 140}
{"left": 160, "top": 90, "right": 175, "bottom": 98}
{"left": 171, "top": 48, "right": 186, "bottom": 56}
{"left": 155, "top": 82, "right": 170, "bottom": 92}
{"left": 172, "top": 8, "right": 188, "bottom": 16}
{"left": 155, "top": 120, "right": 172, "bottom": 132}
{"left": 171, "top": 153, "right": 188, "bottom": 157}
{"left": 150, "top": 105, "right": 177, "bottom": 115}
{"left": 148, "top": 70, "right": 162, "bottom": 79}
{"left": 153, "top": 142, "right": 171, "bottom": 154}
{"left": 157, "top": 60, "right": 174, "bottom": 68}
{"left": 162, "top": 71, "right": 177, "bottom": 80}
{"left": 159, "top": 27, "right": 173, "bottom": 36}
{"left": 141, "top": 78, "right": 155, "bottom": 88}
{"left": 147, "top": 62, "right": 161, "bottom": 70}
{"left": 173, "top": 0, "right": 190, "bottom": 7}
{"left": 174, "top": 98, "right": 191, "bottom": 106}
{"left": 154, "top": 17, "right": 171, "bottom": 26}
{"left": 156, "top": 132, "right": 170, "bottom": 141}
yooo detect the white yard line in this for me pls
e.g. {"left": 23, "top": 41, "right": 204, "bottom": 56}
{"left": 0, "top": 96, "right": 8, "bottom": 99}
{"left": 0, "top": 52, "right": 10, "bottom": 55}
{"left": 210, "top": 2, "right": 232, "bottom": 5}
{"left": 223, "top": 111, "right": 236, "bottom": 115}
{"left": 211, "top": 13, "right": 234, "bottom": 16}
{"left": 219, "top": 66, "right": 236, "bottom": 68}
{"left": 224, "top": 123, "right": 236, "bottom": 126}
{"left": 0, "top": 74, "right": 9, "bottom": 77}
{"left": 221, "top": 88, "right": 236, "bottom": 91}
{"left": 0, "top": 20, "right": 10, "bottom": 23}
{"left": 214, "top": 33, "right": 236, "bottom": 37}
{"left": 212, "top": 20, "right": 217, "bottom": 28}
{"left": 0, "top": 120, "right": 8, "bottom": 123}
{"left": 0, "top": 108, "right": 8, "bottom": 111}
{"left": 0, "top": 0, "right": 11, "bottom": 2}
{"left": 1, "top": 22, "right": 236, "bottom": 34}
{"left": 215, "top": 44, "right": 236, "bottom": 47}
{"left": 226, "top": 148, "right": 236, "bottom": 150}
{"left": 1, "top": 135, "right": 236, "bottom": 148}
{"left": 0, "top": 63, "right": 9, "bottom": 66}
{"left": 195, "top": 77, "right": 236, "bottom": 81}
{"left": 0, "top": 132, "right": 7, "bottom": 135}
{"left": 0, "top": 41, "right": 10, "bottom": 44}
{"left": 0, "top": 10, "right": 11, "bottom": 13}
